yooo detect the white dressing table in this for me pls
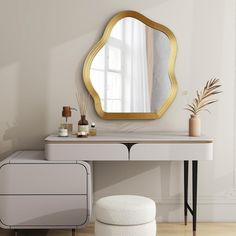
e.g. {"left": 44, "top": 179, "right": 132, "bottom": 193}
{"left": 45, "top": 132, "right": 213, "bottom": 236}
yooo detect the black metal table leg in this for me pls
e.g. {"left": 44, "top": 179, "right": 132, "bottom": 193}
{"left": 14, "top": 229, "right": 18, "bottom": 236}
{"left": 192, "top": 160, "right": 198, "bottom": 236}
{"left": 72, "top": 229, "right": 76, "bottom": 236}
{"left": 184, "top": 160, "right": 189, "bottom": 225}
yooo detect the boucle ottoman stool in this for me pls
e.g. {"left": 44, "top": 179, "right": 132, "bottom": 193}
{"left": 95, "top": 195, "right": 156, "bottom": 236}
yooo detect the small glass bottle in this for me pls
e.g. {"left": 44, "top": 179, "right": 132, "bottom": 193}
{"left": 89, "top": 123, "right": 97, "bottom": 136}
{"left": 78, "top": 115, "right": 89, "bottom": 134}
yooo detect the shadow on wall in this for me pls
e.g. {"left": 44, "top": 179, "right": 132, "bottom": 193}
{"left": 94, "top": 161, "right": 182, "bottom": 221}
{"left": 93, "top": 160, "right": 236, "bottom": 221}
{"left": 1, "top": 54, "right": 49, "bottom": 158}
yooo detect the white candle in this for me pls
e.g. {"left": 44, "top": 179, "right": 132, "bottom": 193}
{"left": 58, "top": 128, "right": 68, "bottom": 137}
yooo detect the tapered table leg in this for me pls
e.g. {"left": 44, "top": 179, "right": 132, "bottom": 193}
{"left": 184, "top": 161, "right": 189, "bottom": 225}
{"left": 192, "top": 161, "right": 198, "bottom": 236}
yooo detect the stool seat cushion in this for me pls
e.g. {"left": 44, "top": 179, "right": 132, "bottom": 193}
{"left": 95, "top": 220, "right": 156, "bottom": 236}
{"left": 95, "top": 195, "right": 156, "bottom": 225}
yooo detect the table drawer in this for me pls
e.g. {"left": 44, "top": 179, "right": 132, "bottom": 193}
{"left": 0, "top": 163, "right": 87, "bottom": 194}
{"left": 45, "top": 143, "right": 128, "bottom": 161}
{"left": 0, "top": 195, "right": 88, "bottom": 228}
{"left": 130, "top": 143, "right": 213, "bottom": 160}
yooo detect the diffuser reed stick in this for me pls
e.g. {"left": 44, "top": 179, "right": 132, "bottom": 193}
{"left": 76, "top": 92, "right": 90, "bottom": 136}
{"left": 76, "top": 92, "right": 89, "bottom": 116}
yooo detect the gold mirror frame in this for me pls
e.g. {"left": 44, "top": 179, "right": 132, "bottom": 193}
{"left": 83, "top": 10, "right": 177, "bottom": 119}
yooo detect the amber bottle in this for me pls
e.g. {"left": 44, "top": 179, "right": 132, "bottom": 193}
{"left": 78, "top": 115, "right": 89, "bottom": 134}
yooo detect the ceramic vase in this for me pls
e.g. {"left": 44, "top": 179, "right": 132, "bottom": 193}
{"left": 189, "top": 115, "right": 201, "bottom": 137}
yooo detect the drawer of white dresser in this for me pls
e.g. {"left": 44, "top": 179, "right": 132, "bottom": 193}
{"left": 45, "top": 143, "right": 128, "bottom": 161}
{"left": 0, "top": 195, "right": 88, "bottom": 228}
{"left": 0, "top": 163, "right": 87, "bottom": 194}
{"left": 130, "top": 143, "right": 213, "bottom": 160}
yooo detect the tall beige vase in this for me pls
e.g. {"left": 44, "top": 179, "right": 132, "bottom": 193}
{"left": 189, "top": 115, "right": 201, "bottom": 137}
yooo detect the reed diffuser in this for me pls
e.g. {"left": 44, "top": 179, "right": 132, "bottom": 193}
{"left": 186, "top": 78, "right": 221, "bottom": 136}
{"left": 76, "top": 92, "right": 90, "bottom": 135}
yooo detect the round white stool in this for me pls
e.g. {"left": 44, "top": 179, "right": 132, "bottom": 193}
{"left": 95, "top": 195, "right": 156, "bottom": 236}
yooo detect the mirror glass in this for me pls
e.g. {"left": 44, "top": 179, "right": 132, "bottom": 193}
{"left": 91, "top": 17, "right": 171, "bottom": 113}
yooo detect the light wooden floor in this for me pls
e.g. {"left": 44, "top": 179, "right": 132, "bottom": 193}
{"left": 54, "top": 223, "right": 236, "bottom": 236}
{"left": 77, "top": 223, "right": 236, "bottom": 236}
{"left": 2, "top": 223, "right": 235, "bottom": 236}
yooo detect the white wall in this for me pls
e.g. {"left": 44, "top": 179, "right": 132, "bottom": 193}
{"left": 0, "top": 0, "right": 235, "bottom": 222}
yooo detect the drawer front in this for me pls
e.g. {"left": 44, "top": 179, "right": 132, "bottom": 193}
{"left": 130, "top": 143, "right": 213, "bottom": 160}
{"left": 0, "top": 195, "right": 88, "bottom": 228}
{"left": 0, "top": 163, "right": 87, "bottom": 194}
{"left": 45, "top": 143, "right": 128, "bottom": 161}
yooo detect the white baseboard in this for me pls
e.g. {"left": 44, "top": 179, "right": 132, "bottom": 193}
{"left": 157, "top": 203, "right": 236, "bottom": 222}
{"left": 153, "top": 194, "right": 236, "bottom": 222}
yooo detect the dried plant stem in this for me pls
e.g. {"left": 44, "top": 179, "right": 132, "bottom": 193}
{"left": 186, "top": 78, "right": 221, "bottom": 115}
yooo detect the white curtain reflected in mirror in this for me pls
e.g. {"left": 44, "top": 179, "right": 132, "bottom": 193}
{"left": 90, "top": 17, "right": 171, "bottom": 113}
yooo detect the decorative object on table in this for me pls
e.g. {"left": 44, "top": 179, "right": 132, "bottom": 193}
{"left": 89, "top": 122, "right": 97, "bottom": 136}
{"left": 77, "top": 131, "right": 88, "bottom": 138}
{"left": 58, "top": 126, "right": 69, "bottom": 137}
{"left": 76, "top": 93, "right": 90, "bottom": 135}
{"left": 61, "top": 106, "right": 77, "bottom": 134}
{"left": 188, "top": 115, "right": 201, "bottom": 137}
{"left": 186, "top": 78, "right": 221, "bottom": 137}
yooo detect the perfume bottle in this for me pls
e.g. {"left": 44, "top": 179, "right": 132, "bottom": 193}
{"left": 89, "top": 123, "right": 97, "bottom": 136}
{"left": 78, "top": 115, "right": 89, "bottom": 134}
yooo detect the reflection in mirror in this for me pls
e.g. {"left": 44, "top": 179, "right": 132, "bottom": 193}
{"left": 90, "top": 17, "right": 171, "bottom": 113}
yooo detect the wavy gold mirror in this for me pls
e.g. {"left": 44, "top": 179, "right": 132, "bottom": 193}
{"left": 83, "top": 11, "right": 177, "bottom": 119}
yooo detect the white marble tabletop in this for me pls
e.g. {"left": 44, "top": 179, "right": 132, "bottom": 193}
{"left": 45, "top": 132, "right": 212, "bottom": 143}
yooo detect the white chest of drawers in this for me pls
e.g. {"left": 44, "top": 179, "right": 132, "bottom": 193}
{"left": 0, "top": 151, "right": 92, "bottom": 229}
